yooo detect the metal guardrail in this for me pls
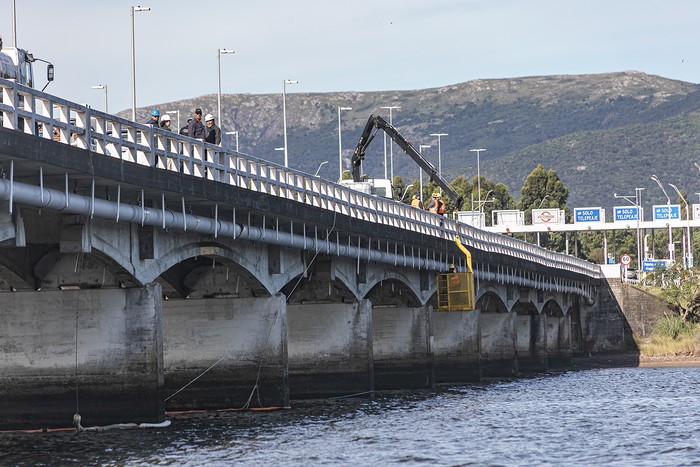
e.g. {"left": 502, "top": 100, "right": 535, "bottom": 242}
{"left": 0, "top": 79, "right": 602, "bottom": 280}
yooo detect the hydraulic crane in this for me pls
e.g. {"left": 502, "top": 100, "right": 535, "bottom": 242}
{"left": 350, "top": 114, "right": 463, "bottom": 207}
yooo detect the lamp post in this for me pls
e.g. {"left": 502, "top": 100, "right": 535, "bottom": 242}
{"left": 217, "top": 48, "right": 234, "bottom": 124}
{"left": 166, "top": 110, "right": 180, "bottom": 131}
{"left": 470, "top": 148, "right": 486, "bottom": 226}
{"left": 225, "top": 131, "right": 239, "bottom": 152}
{"left": 91, "top": 85, "right": 108, "bottom": 113}
{"left": 614, "top": 187, "right": 644, "bottom": 269}
{"left": 130, "top": 5, "right": 150, "bottom": 121}
{"left": 669, "top": 183, "right": 693, "bottom": 268}
{"left": 430, "top": 133, "right": 448, "bottom": 196}
{"left": 337, "top": 106, "right": 352, "bottom": 180}
{"left": 651, "top": 175, "right": 674, "bottom": 262}
{"left": 419, "top": 144, "right": 431, "bottom": 204}
{"left": 381, "top": 105, "right": 400, "bottom": 181}
{"left": 282, "top": 79, "right": 298, "bottom": 168}
{"left": 314, "top": 161, "right": 328, "bottom": 177}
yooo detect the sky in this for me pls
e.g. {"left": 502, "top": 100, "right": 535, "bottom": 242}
{"left": 3, "top": 0, "right": 700, "bottom": 114}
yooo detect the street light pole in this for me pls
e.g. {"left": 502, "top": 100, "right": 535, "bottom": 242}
{"left": 419, "top": 144, "right": 431, "bottom": 205}
{"left": 614, "top": 188, "right": 644, "bottom": 269}
{"left": 130, "top": 5, "right": 150, "bottom": 122}
{"left": 651, "top": 175, "right": 674, "bottom": 262}
{"left": 225, "top": 131, "right": 239, "bottom": 152}
{"left": 217, "top": 48, "right": 234, "bottom": 124}
{"left": 470, "top": 149, "right": 486, "bottom": 226}
{"left": 337, "top": 106, "right": 352, "bottom": 180}
{"left": 166, "top": 110, "right": 180, "bottom": 131}
{"left": 282, "top": 79, "right": 298, "bottom": 168}
{"left": 314, "top": 161, "right": 328, "bottom": 177}
{"left": 381, "top": 106, "right": 400, "bottom": 181}
{"left": 669, "top": 183, "right": 693, "bottom": 268}
{"left": 430, "top": 133, "right": 448, "bottom": 196}
{"left": 91, "top": 85, "right": 108, "bottom": 113}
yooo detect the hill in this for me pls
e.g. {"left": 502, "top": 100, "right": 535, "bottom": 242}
{"left": 132, "top": 71, "right": 700, "bottom": 212}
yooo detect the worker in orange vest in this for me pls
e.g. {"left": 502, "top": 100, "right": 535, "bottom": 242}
{"left": 427, "top": 193, "right": 445, "bottom": 215}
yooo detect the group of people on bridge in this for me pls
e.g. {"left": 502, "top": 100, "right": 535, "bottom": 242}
{"left": 412, "top": 192, "right": 445, "bottom": 215}
{"left": 146, "top": 107, "right": 221, "bottom": 146}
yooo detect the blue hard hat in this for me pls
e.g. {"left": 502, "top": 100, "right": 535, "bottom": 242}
{"left": 151, "top": 109, "right": 160, "bottom": 117}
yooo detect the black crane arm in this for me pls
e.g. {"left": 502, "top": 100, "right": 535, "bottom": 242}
{"left": 350, "top": 114, "right": 463, "bottom": 206}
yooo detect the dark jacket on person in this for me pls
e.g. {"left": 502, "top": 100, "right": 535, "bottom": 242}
{"left": 187, "top": 118, "right": 206, "bottom": 139}
{"left": 205, "top": 124, "right": 221, "bottom": 145}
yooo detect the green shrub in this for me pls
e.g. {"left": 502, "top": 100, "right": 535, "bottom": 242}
{"left": 653, "top": 315, "right": 698, "bottom": 340}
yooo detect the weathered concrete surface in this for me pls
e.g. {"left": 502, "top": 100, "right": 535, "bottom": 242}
{"left": 432, "top": 309, "right": 481, "bottom": 382}
{"left": 613, "top": 283, "right": 670, "bottom": 339}
{"left": 580, "top": 280, "right": 637, "bottom": 354}
{"left": 480, "top": 312, "right": 517, "bottom": 376}
{"left": 287, "top": 300, "right": 373, "bottom": 398}
{"left": 0, "top": 285, "right": 164, "bottom": 430}
{"left": 547, "top": 315, "right": 572, "bottom": 366}
{"left": 517, "top": 313, "right": 549, "bottom": 372}
{"left": 372, "top": 306, "right": 432, "bottom": 389}
{"left": 163, "top": 294, "right": 288, "bottom": 409}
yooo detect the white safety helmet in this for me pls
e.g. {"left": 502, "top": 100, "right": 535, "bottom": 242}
{"left": 204, "top": 113, "right": 214, "bottom": 122}
{"left": 161, "top": 114, "right": 171, "bottom": 122}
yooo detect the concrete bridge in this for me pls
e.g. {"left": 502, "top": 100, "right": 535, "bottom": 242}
{"left": 0, "top": 79, "right": 628, "bottom": 430}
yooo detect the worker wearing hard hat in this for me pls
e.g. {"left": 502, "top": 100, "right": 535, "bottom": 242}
{"left": 427, "top": 193, "right": 445, "bottom": 215}
{"left": 146, "top": 108, "right": 160, "bottom": 127}
{"left": 160, "top": 113, "right": 173, "bottom": 131}
{"left": 411, "top": 195, "right": 423, "bottom": 209}
{"left": 204, "top": 113, "right": 221, "bottom": 145}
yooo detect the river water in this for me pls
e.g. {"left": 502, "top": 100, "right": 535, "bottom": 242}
{"left": 2, "top": 366, "right": 699, "bottom": 466}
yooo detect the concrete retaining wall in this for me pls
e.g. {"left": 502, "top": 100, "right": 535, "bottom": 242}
{"left": 481, "top": 312, "right": 517, "bottom": 376}
{"left": 432, "top": 309, "right": 481, "bottom": 382}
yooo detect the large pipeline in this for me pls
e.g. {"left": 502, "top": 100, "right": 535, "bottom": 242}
{"left": 0, "top": 178, "right": 594, "bottom": 302}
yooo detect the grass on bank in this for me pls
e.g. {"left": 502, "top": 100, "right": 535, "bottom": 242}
{"left": 636, "top": 315, "right": 700, "bottom": 357}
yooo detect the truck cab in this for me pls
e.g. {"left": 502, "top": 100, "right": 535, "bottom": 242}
{"left": 0, "top": 45, "right": 34, "bottom": 87}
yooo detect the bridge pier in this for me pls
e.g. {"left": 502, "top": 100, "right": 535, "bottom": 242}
{"left": 516, "top": 311, "right": 549, "bottom": 372}
{"left": 0, "top": 284, "right": 164, "bottom": 430}
{"left": 162, "top": 294, "right": 288, "bottom": 410}
{"left": 287, "top": 300, "right": 373, "bottom": 398}
{"left": 481, "top": 311, "right": 518, "bottom": 376}
{"left": 373, "top": 305, "right": 434, "bottom": 389}
{"left": 432, "top": 309, "right": 481, "bottom": 383}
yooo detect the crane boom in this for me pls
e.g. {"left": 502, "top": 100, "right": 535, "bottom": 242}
{"left": 351, "top": 114, "right": 462, "bottom": 206}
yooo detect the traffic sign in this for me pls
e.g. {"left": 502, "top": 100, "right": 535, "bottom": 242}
{"left": 652, "top": 204, "right": 681, "bottom": 221}
{"left": 573, "top": 207, "right": 604, "bottom": 223}
{"left": 620, "top": 254, "right": 632, "bottom": 265}
{"left": 642, "top": 260, "right": 666, "bottom": 272}
{"left": 613, "top": 206, "right": 642, "bottom": 222}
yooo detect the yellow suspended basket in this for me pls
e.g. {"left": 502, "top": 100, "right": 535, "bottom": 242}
{"left": 436, "top": 235, "right": 475, "bottom": 311}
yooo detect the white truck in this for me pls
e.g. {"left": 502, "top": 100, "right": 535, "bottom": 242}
{"left": 0, "top": 37, "right": 54, "bottom": 89}
{"left": 338, "top": 178, "right": 393, "bottom": 199}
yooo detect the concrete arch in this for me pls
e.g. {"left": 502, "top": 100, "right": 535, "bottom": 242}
{"left": 476, "top": 290, "right": 509, "bottom": 314}
{"left": 144, "top": 241, "right": 271, "bottom": 297}
{"left": 33, "top": 247, "right": 138, "bottom": 290}
{"left": 542, "top": 299, "right": 565, "bottom": 318}
{"left": 359, "top": 267, "right": 427, "bottom": 307}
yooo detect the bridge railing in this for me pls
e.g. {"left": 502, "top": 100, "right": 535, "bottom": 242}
{"left": 0, "top": 79, "right": 602, "bottom": 279}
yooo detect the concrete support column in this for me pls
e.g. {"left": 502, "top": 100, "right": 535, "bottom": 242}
{"left": 0, "top": 284, "right": 164, "bottom": 430}
{"left": 481, "top": 311, "right": 518, "bottom": 376}
{"left": 548, "top": 314, "right": 572, "bottom": 366}
{"left": 373, "top": 305, "right": 433, "bottom": 389}
{"left": 287, "top": 300, "right": 373, "bottom": 398}
{"left": 432, "top": 308, "right": 481, "bottom": 382}
{"left": 530, "top": 312, "right": 549, "bottom": 371}
{"left": 163, "top": 294, "right": 288, "bottom": 410}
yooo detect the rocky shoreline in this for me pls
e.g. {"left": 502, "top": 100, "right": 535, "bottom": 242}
{"left": 570, "top": 352, "right": 700, "bottom": 369}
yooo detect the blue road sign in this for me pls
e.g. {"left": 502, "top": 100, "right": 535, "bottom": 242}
{"left": 574, "top": 207, "right": 604, "bottom": 223}
{"left": 652, "top": 204, "right": 681, "bottom": 221}
{"left": 642, "top": 260, "right": 667, "bottom": 272}
{"left": 613, "top": 206, "right": 641, "bottom": 222}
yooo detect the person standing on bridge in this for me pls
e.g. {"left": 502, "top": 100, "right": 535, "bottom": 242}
{"left": 411, "top": 195, "right": 423, "bottom": 209}
{"left": 160, "top": 114, "right": 173, "bottom": 131}
{"left": 187, "top": 108, "right": 206, "bottom": 140}
{"left": 204, "top": 114, "right": 221, "bottom": 145}
{"left": 427, "top": 193, "right": 445, "bottom": 215}
{"left": 146, "top": 109, "right": 160, "bottom": 127}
